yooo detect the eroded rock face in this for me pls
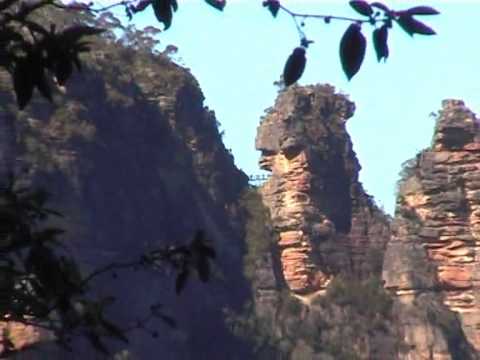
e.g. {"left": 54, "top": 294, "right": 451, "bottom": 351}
{"left": 384, "top": 99, "right": 480, "bottom": 358}
{"left": 0, "top": 36, "right": 251, "bottom": 358}
{"left": 256, "top": 85, "right": 390, "bottom": 295}
{"left": 0, "top": 322, "right": 49, "bottom": 354}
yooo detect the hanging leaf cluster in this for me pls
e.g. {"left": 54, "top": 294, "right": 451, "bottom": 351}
{"left": 263, "top": 0, "right": 280, "bottom": 18}
{"left": 0, "top": 0, "right": 229, "bottom": 110}
{"left": 12, "top": 25, "right": 104, "bottom": 109}
{"left": 274, "top": 1, "right": 439, "bottom": 85}
{"left": 0, "top": 0, "right": 441, "bottom": 106}
{"left": 0, "top": 0, "right": 109, "bottom": 109}
{"left": 142, "top": 230, "right": 216, "bottom": 294}
{"left": 283, "top": 47, "right": 306, "bottom": 87}
{"left": 122, "top": 0, "right": 226, "bottom": 30}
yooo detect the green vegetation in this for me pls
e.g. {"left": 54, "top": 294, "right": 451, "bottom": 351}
{"left": 229, "top": 269, "right": 399, "bottom": 359}
{"left": 396, "top": 155, "right": 420, "bottom": 196}
{"left": 320, "top": 275, "right": 392, "bottom": 318}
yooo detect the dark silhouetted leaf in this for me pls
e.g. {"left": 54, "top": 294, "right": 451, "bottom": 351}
{"left": 373, "top": 24, "right": 389, "bottom": 62}
{"left": 152, "top": 0, "right": 177, "bottom": 30}
{"left": 133, "top": 0, "right": 152, "bottom": 13}
{"left": 34, "top": 71, "right": 52, "bottom": 102}
{"left": 101, "top": 318, "right": 129, "bottom": 343}
{"left": 396, "top": 14, "right": 436, "bottom": 36}
{"left": 159, "top": 314, "right": 176, "bottom": 328}
{"left": 262, "top": 0, "right": 280, "bottom": 18}
{"left": 0, "top": 0, "right": 19, "bottom": 12}
{"left": 86, "top": 332, "right": 109, "bottom": 355}
{"left": 283, "top": 47, "right": 306, "bottom": 87}
{"left": 54, "top": 58, "right": 73, "bottom": 86}
{"left": 349, "top": 1, "right": 373, "bottom": 16}
{"left": 300, "top": 38, "right": 314, "bottom": 48}
{"left": 33, "top": 228, "right": 65, "bottom": 244}
{"left": 13, "top": 59, "right": 34, "bottom": 110}
{"left": 73, "top": 55, "right": 82, "bottom": 71}
{"left": 191, "top": 230, "right": 216, "bottom": 259}
{"left": 72, "top": 41, "right": 91, "bottom": 57}
{"left": 65, "top": 1, "right": 92, "bottom": 11}
{"left": 3, "top": 333, "right": 15, "bottom": 352}
{"left": 55, "top": 338, "right": 73, "bottom": 353}
{"left": 370, "top": 2, "right": 390, "bottom": 13}
{"left": 29, "top": 188, "right": 49, "bottom": 207}
{"left": 205, "top": 0, "right": 226, "bottom": 11}
{"left": 175, "top": 269, "right": 189, "bottom": 294}
{"left": 406, "top": 6, "right": 439, "bottom": 16}
{"left": 61, "top": 25, "right": 105, "bottom": 44}
{"left": 196, "top": 256, "right": 210, "bottom": 282}
{"left": 339, "top": 23, "right": 366, "bottom": 80}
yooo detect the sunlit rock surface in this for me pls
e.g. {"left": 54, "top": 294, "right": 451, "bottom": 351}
{"left": 384, "top": 99, "right": 480, "bottom": 359}
{"left": 256, "top": 85, "right": 390, "bottom": 296}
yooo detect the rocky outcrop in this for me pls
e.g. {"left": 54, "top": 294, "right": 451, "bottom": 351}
{"left": 384, "top": 99, "right": 480, "bottom": 359}
{"left": 256, "top": 85, "right": 390, "bottom": 296}
{"left": 0, "top": 25, "right": 252, "bottom": 359}
{"left": 0, "top": 322, "right": 49, "bottom": 354}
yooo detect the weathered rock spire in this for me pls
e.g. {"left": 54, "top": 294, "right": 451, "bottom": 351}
{"left": 384, "top": 99, "right": 480, "bottom": 358}
{"left": 256, "top": 85, "right": 390, "bottom": 296}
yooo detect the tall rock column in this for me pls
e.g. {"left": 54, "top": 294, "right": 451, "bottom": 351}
{"left": 384, "top": 99, "right": 480, "bottom": 358}
{"left": 256, "top": 85, "right": 390, "bottom": 297}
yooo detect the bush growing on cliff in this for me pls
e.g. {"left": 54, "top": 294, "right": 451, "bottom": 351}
{"left": 321, "top": 275, "right": 392, "bottom": 318}
{"left": 301, "top": 275, "right": 398, "bottom": 359}
{"left": 397, "top": 157, "right": 419, "bottom": 189}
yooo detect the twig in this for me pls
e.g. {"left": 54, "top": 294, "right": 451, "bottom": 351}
{"left": 50, "top": 0, "right": 136, "bottom": 13}
{"left": 280, "top": 4, "right": 371, "bottom": 24}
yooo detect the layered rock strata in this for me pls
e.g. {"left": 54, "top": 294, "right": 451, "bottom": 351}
{"left": 384, "top": 99, "right": 480, "bottom": 358}
{"left": 256, "top": 85, "right": 390, "bottom": 295}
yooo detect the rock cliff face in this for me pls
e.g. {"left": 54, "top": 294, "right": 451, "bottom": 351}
{"left": 384, "top": 99, "right": 480, "bottom": 359}
{"left": 241, "top": 85, "right": 400, "bottom": 360}
{"left": 0, "top": 29, "right": 251, "bottom": 359}
{"left": 256, "top": 85, "right": 390, "bottom": 296}
{"left": 3, "top": 14, "right": 480, "bottom": 358}
{"left": 252, "top": 89, "right": 480, "bottom": 360}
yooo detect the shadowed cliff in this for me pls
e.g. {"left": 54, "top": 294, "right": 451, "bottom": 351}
{"left": 0, "top": 24, "right": 253, "bottom": 359}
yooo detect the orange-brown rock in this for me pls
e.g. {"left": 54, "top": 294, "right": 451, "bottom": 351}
{"left": 256, "top": 85, "right": 390, "bottom": 295}
{"left": 384, "top": 99, "right": 480, "bottom": 358}
{"left": 0, "top": 321, "right": 49, "bottom": 354}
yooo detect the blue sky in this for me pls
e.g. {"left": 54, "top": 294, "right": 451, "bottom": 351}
{"left": 101, "top": 1, "right": 479, "bottom": 214}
